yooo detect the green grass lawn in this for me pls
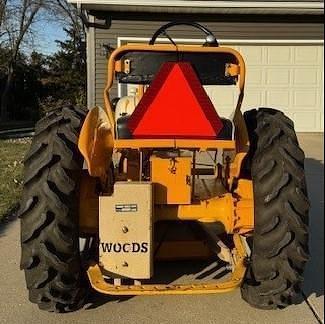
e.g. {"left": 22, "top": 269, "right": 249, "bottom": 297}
{"left": 0, "top": 139, "right": 31, "bottom": 221}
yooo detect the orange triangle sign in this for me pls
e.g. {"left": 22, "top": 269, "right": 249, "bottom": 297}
{"left": 128, "top": 62, "right": 223, "bottom": 139}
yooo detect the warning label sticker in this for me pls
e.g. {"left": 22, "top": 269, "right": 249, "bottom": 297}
{"left": 115, "top": 204, "right": 138, "bottom": 213}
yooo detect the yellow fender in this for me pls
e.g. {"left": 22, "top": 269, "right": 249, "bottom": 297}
{"left": 78, "top": 106, "right": 114, "bottom": 182}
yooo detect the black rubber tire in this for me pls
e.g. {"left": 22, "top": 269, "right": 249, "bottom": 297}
{"left": 19, "top": 105, "right": 87, "bottom": 312}
{"left": 241, "top": 108, "right": 310, "bottom": 309}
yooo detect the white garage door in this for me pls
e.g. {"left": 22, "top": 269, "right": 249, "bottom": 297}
{"left": 120, "top": 38, "right": 324, "bottom": 132}
{"left": 206, "top": 44, "right": 324, "bottom": 132}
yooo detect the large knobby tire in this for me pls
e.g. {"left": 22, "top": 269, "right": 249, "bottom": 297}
{"left": 241, "top": 108, "right": 310, "bottom": 309}
{"left": 19, "top": 105, "right": 87, "bottom": 312}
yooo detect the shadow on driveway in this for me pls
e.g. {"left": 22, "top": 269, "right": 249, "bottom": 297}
{"left": 0, "top": 204, "right": 19, "bottom": 238}
{"left": 303, "top": 158, "right": 324, "bottom": 301}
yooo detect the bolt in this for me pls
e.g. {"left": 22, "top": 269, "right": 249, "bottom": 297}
{"left": 122, "top": 226, "right": 129, "bottom": 233}
{"left": 122, "top": 262, "right": 128, "bottom": 267}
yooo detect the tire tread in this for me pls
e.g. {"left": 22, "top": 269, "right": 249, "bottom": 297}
{"left": 241, "top": 108, "right": 310, "bottom": 309}
{"left": 20, "top": 105, "right": 87, "bottom": 313}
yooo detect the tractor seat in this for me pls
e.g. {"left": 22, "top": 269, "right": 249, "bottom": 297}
{"left": 116, "top": 115, "right": 234, "bottom": 140}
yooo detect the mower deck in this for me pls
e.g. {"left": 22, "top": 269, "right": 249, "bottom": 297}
{"left": 87, "top": 234, "right": 247, "bottom": 296}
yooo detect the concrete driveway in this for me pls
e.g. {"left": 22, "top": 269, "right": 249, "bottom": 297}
{"left": 0, "top": 134, "right": 323, "bottom": 324}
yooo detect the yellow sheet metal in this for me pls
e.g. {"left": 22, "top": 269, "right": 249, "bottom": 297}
{"left": 78, "top": 106, "right": 114, "bottom": 181}
{"left": 114, "top": 139, "right": 236, "bottom": 150}
{"left": 87, "top": 234, "right": 247, "bottom": 296}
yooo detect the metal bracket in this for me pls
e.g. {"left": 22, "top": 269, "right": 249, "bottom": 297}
{"left": 225, "top": 63, "right": 240, "bottom": 77}
{"left": 199, "top": 223, "right": 234, "bottom": 267}
{"left": 77, "top": 4, "right": 111, "bottom": 30}
{"left": 124, "top": 59, "right": 131, "bottom": 74}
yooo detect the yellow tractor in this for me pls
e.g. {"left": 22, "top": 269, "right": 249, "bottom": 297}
{"left": 19, "top": 22, "right": 310, "bottom": 313}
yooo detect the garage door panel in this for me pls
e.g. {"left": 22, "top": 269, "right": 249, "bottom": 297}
{"left": 208, "top": 45, "right": 322, "bottom": 131}
{"left": 293, "top": 90, "right": 318, "bottom": 109}
{"left": 266, "top": 89, "right": 291, "bottom": 108}
{"left": 266, "top": 69, "right": 291, "bottom": 86}
{"left": 239, "top": 44, "right": 323, "bottom": 132}
{"left": 294, "top": 47, "right": 320, "bottom": 64}
{"left": 290, "top": 111, "right": 320, "bottom": 131}
{"left": 217, "top": 110, "right": 235, "bottom": 119}
{"left": 246, "top": 68, "right": 264, "bottom": 85}
{"left": 293, "top": 69, "right": 320, "bottom": 85}
{"left": 208, "top": 86, "right": 236, "bottom": 107}
{"left": 320, "top": 112, "right": 324, "bottom": 131}
{"left": 243, "top": 89, "right": 265, "bottom": 109}
{"left": 239, "top": 46, "right": 264, "bottom": 65}
{"left": 267, "top": 46, "right": 293, "bottom": 65}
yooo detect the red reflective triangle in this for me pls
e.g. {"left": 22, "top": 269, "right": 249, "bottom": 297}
{"left": 128, "top": 62, "right": 223, "bottom": 139}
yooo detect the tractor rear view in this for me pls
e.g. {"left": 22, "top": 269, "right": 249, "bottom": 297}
{"left": 19, "top": 22, "right": 310, "bottom": 313}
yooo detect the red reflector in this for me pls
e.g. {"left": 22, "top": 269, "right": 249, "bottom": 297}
{"left": 127, "top": 62, "right": 223, "bottom": 139}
